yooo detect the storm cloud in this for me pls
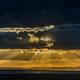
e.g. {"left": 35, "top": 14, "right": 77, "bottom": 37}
{"left": 0, "top": 0, "right": 80, "bottom": 26}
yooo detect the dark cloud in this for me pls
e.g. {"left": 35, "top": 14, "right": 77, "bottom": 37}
{"left": 0, "top": 24, "right": 80, "bottom": 49}
{"left": 0, "top": 0, "right": 80, "bottom": 25}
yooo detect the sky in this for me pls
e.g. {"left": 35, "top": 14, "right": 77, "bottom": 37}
{"left": 0, "top": 0, "right": 80, "bottom": 26}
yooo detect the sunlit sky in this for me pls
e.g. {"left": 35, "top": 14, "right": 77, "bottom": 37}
{"left": 0, "top": 1, "right": 80, "bottom": 69}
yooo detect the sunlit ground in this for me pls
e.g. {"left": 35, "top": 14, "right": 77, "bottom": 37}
{"left": 0, "top": 49, "right": 80, "bottom": 70}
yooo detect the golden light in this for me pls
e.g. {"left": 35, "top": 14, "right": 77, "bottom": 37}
{"left": 0, "top": 25, "right": 80, "bottom": 70}
{"left": 40, "top": 36, "right": 54, "bottom": 47}
{"left": 0, "top": 49, "right": 80, "bottom": 70}
{"left": 29, "top": 36, "right": 39, "bottom": 43}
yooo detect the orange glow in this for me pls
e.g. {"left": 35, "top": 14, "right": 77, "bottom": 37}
{"left": 0, "top": 25, "right": 80, "bottom": 70}
{"left": 0, "top": 49, "right": 80, "bottom": 70}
